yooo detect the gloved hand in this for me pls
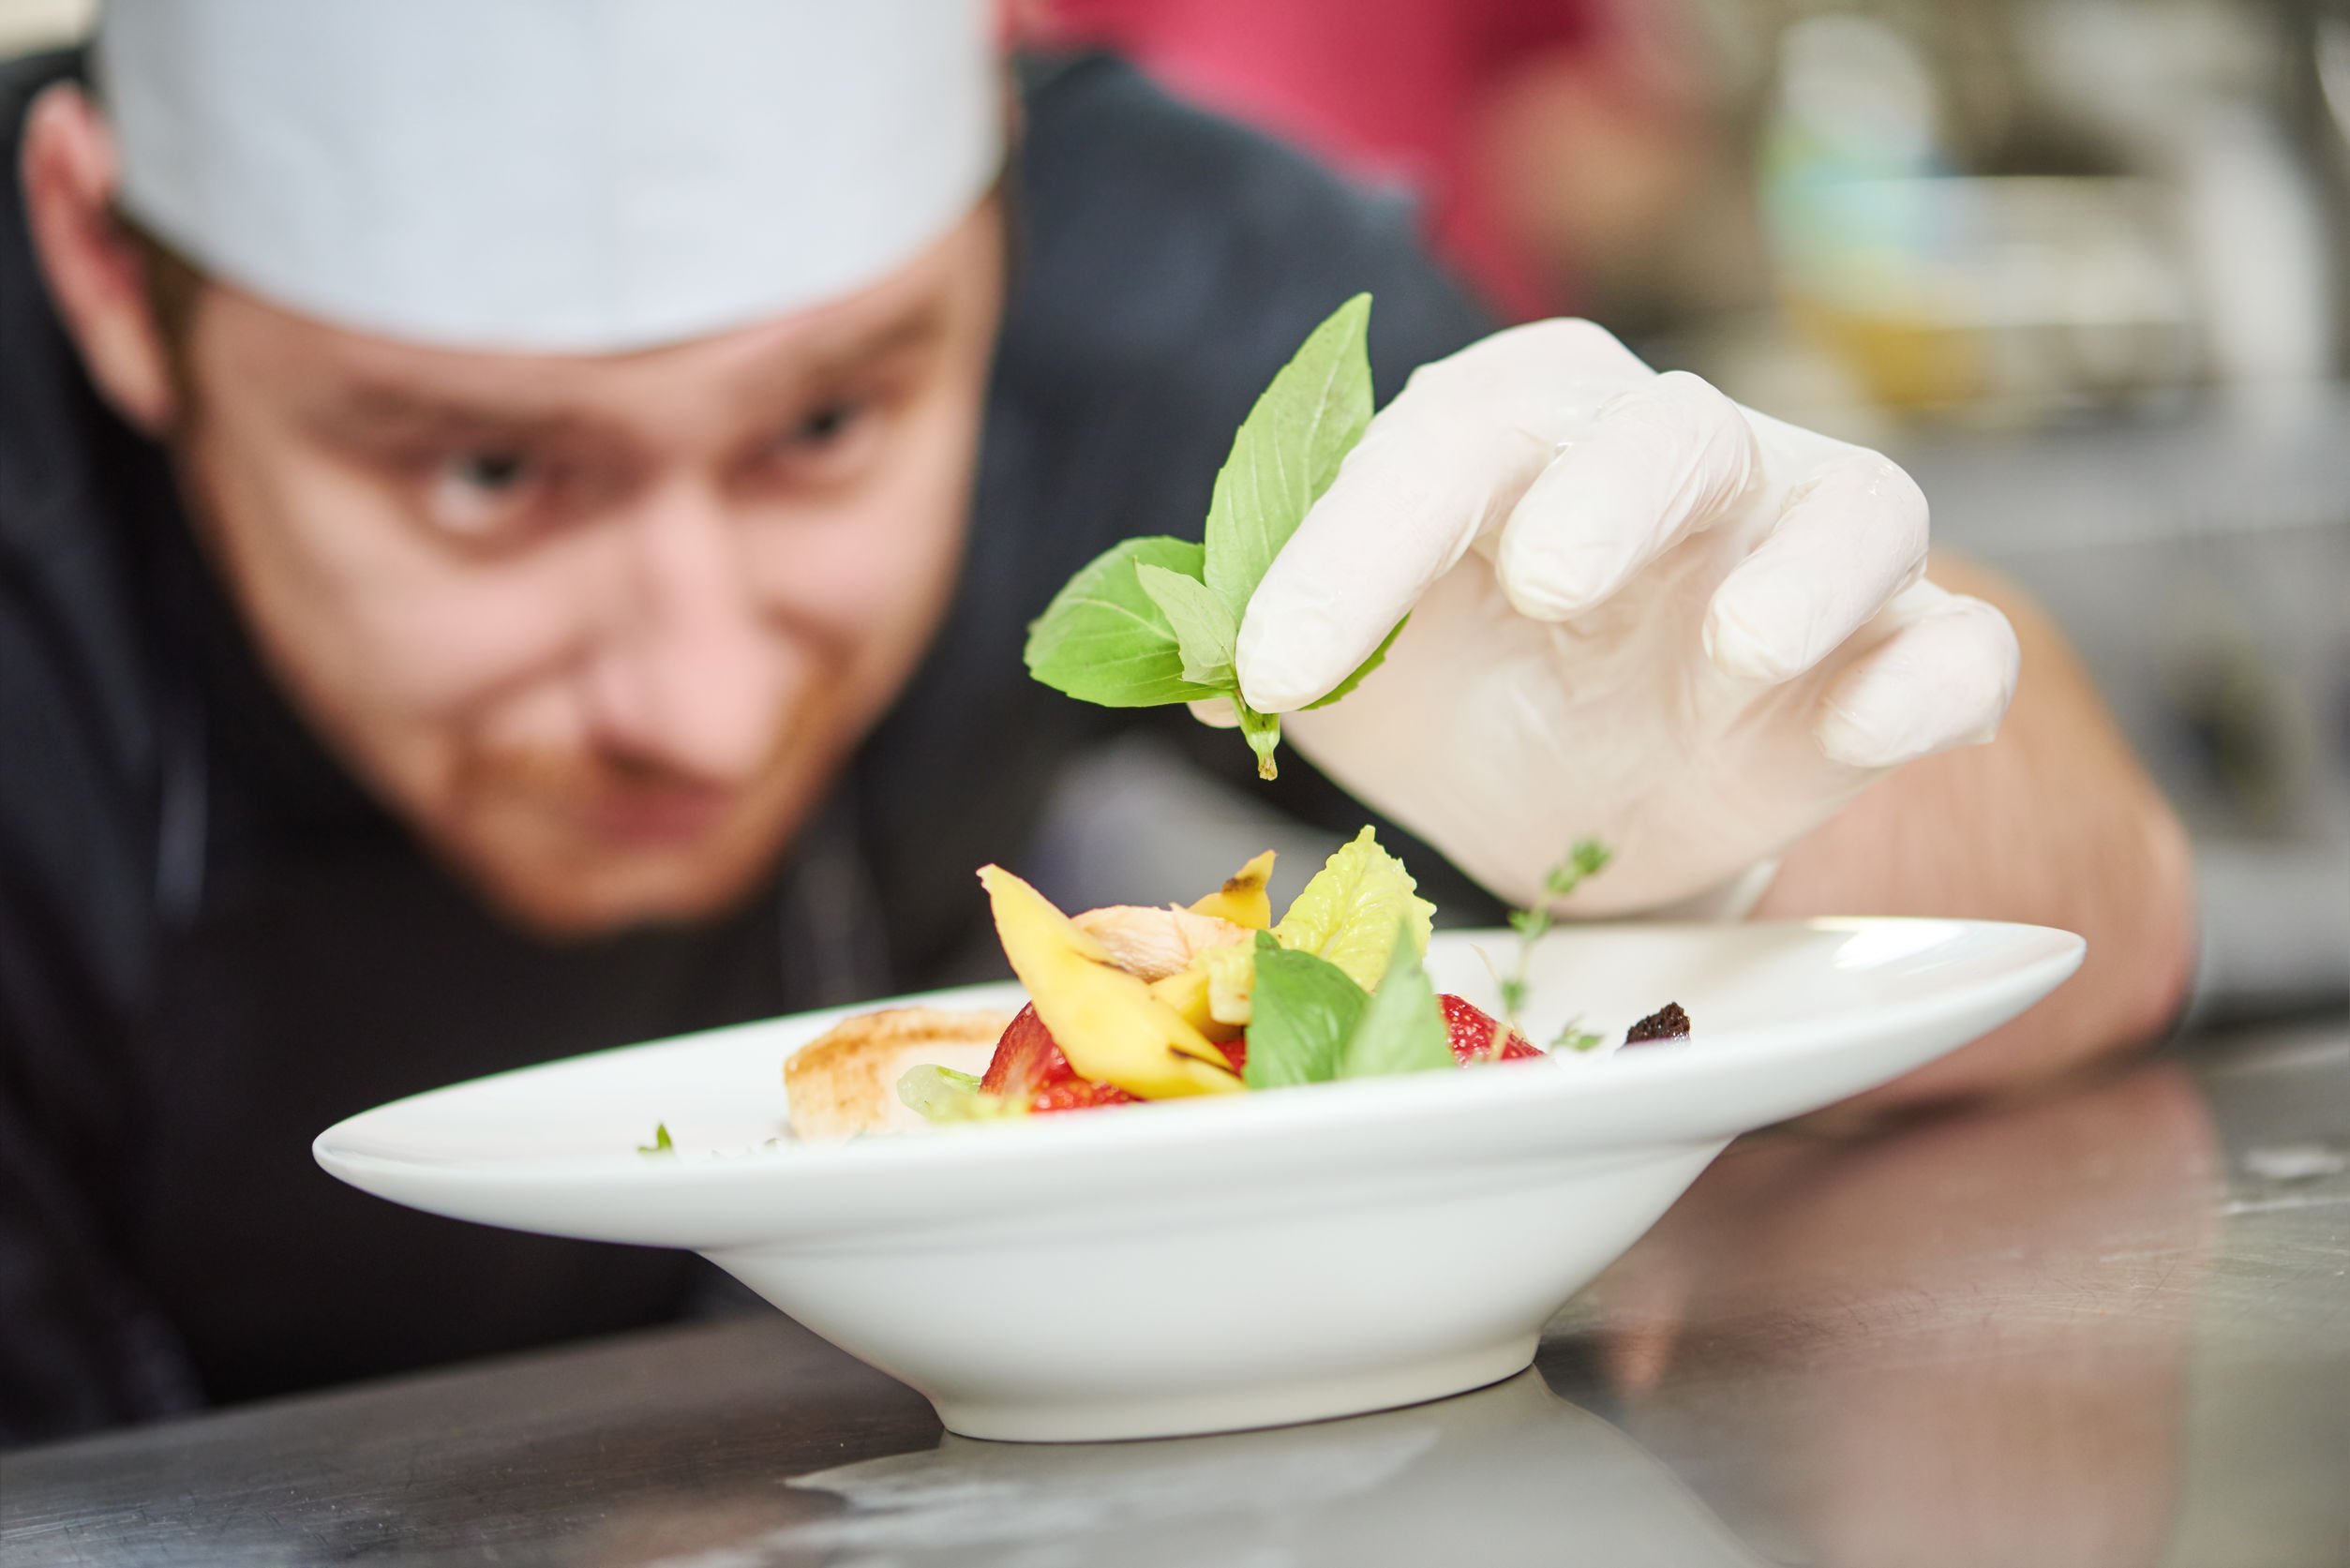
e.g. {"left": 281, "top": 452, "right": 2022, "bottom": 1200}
{"left": 1206, "top": 320, "right": 2020, "bottom": 917}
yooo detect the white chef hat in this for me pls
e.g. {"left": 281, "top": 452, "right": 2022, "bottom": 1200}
{"left": 92, "top": 0, "right": 1004, "bottom": 353}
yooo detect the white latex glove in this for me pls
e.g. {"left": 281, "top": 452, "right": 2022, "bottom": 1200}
{"left": 1205, "top": 320, "right": 2020, "bottom": 917}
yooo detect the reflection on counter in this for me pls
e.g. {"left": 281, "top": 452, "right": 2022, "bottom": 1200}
{"left": 1576, "top": 1064, "right": 2219, "bottom": 1568}
{"left": 773, "top": 1372, "right": 1759, "bottom": 1568}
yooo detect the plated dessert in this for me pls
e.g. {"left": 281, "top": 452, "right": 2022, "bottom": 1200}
{"left": 784, "top": 829, "right": 1687, "bottom": 1143}
{"left": 316, "top": 914, "right": 2082, "bottom": 1440}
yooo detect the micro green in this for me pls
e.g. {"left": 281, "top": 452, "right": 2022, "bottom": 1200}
{"left": 1498, "top": 839, "right": 1611, "bottom": 1024}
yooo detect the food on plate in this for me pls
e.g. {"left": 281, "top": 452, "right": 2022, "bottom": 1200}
{"left": 781, "top": 828, "right": 1690, "bottom": 1142}
{"left": 784, "top": 1006, "right": 1012, "bottom": 1142}
{"left": 1624, "top": 1001, "right": 1693, "bottom": 1046}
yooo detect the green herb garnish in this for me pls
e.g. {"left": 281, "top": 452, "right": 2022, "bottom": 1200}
{"left": 1242, "top": 933, "right": 1368, "bottom": 1090}
{"left": 1340, "top": 925, "right": 1455, "bottom": 1079}
{"left": 636, "top": 1122, "right": 675, "bottom": 1157}
{"left": 1024, "top": 294, "right": 1400, "bottom": 779}
{"left": 1245, "top": 921, "right": 1453, "bottom": 1089}
{"left": 1499, "top": 840, "right": 1611, "bottom": 1023}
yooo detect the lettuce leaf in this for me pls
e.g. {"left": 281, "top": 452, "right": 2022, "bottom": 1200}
{"left": 1271, "top": 827, "right": 1436, "bottom": 993}
{"left": 897, "top": 1065, "right": 1027, "bottom": 1125}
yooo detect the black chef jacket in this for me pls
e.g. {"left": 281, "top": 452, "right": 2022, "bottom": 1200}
{"left": 0, "top": 48, "right": 1492, "bottom": 1446}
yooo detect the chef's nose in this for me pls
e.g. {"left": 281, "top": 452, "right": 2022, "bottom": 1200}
{"left": 582, "top": 485, "right": 785, "bottom": 784}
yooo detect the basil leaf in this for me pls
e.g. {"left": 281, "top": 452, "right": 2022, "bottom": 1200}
{"left": 1242, "top": 931, "right": 1368, "bottom": 1089}
{"left": 636, "top": 1121, "right": 674, "bottom": 1157}
{"left": 1134, "top": 561, "right": 1237, "bottom": 689}
{"left": 1202, "top": 293, "right": 1374, "bottom": 624}
{"left": 1023, "top": 296, "right": 1385, "bottom": 780}
{"left": 1338, "top": 924, "right": 1453, "bottom": 1079}
{"left": 1305, "top": 614, "right": 1408, "bottom": 709}
{"left": 1025, "top": 537, "right": 1225, "bottom": 708}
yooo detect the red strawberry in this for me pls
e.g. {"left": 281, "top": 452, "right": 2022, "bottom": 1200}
{"left": 985, "top": 994, "right": 1533, "bottom": 1115}
{"left": 1027, "top": 1078, "right": 1140, "bottom": 1113}
{"left": 980, "top": 1003, "right": 1074, "bottom": 1101}
{"left": 981, "top": 1003, "right": 1234, "bottom": 1114}
{"left": 1440, "top": 994, "right": 1544, "bottom": 1063}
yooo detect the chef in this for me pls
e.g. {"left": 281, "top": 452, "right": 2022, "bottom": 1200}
{"left": 0, "top": 0, "right": 2192, "bottom": 1444}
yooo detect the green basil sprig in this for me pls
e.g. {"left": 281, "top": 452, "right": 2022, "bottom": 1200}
{"left": 1023, "top": 293, "right": 1402, "bottom": 779}
{"left": 1243, "top": 923, "right": 1453, "bottom": 1090}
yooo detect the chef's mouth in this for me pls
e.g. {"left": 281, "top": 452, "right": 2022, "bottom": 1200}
{"left": 579, "top": 783, "right": 741, "bottom": 846}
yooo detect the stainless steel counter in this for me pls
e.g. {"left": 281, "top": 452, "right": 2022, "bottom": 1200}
{"left": 5, "top": 1022, "right": 2344, "bottom": 1567}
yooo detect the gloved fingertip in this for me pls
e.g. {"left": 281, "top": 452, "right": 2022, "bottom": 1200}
{"left": 1496, "top": 557, "right": 1600, "bottom": 622}
{"left": 1187, "top": 695, "right": 1242, "bottom": 730}
{"left": 1702, "top": 596, "right": 1805, "bottom": 684}
{"left": 1234, "top": 663, "right": 1313, "bottom": 717}
{"left": 1815, "top": 615, "right": 2015, "bottom": 768}
{"left": 1235, "top": 591, "right": 1355, "bottom": 713}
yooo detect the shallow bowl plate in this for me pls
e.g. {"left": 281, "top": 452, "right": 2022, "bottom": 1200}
{"left": 316, "top": 918, "right": 2082, "bottom": 1441}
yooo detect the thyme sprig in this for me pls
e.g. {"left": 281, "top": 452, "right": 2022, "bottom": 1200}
{"left": 1498, "top": 839, "right": 1611, "bottom": 1038}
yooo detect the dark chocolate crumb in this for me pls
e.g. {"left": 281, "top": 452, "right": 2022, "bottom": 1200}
{"left": 1624, "top": 1002, "right": 1691, "bottom": 1047}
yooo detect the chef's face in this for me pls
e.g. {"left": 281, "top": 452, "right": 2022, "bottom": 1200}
{"left": 170, "top": 203, "right": 1006, "bottom": 934}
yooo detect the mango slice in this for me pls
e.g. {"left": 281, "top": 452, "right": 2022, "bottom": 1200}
{"left": 1145, "top": 965, "right": 1241, "bottom": 1043}
{"left": 1201, "top": 942, "right": 1257, "bottom": 1026}
{"left": 978, "top": 866, "right": 1243, "bottom": 1099}
{"left": 1189, "top": 849, "right": 1277, "bottom": 930}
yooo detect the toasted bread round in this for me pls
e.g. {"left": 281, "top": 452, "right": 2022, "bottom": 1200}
{"left": 784, "top": 1006, "right": 1013, "bottom": 1142}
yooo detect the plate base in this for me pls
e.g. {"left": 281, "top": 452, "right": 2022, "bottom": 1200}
{"left": 931, "top": 1335, "right": 1540, "bottom": 1443}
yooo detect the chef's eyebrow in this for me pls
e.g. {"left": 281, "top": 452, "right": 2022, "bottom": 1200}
{"left": 315, "top": 298, "right": 954, "bottom": 442}
{"left": 735, "top": 296, "right": 953, "bottom": 406}
{"left": 311, "top": 384, "right": 576, "bottom": 444}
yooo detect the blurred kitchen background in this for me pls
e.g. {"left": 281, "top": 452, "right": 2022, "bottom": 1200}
{"left": 7, "top": 0, "right": 2344, "bottom": 1023}
{"left": 1014, "top": 0, "right": 2350, "bottom": 1030}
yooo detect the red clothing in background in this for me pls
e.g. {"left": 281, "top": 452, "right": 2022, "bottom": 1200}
{"left": 1029, "top": 0, "right": 1606, "bottom": 321}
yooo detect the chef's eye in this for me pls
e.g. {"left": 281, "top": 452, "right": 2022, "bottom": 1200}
{"left": 425, "top": 450, "right": 543, "bottom": 536}
{"left": 762, "top": 395, "right": 883, "bottom": 490}
{"left": 783, "top": 399, "right": 866, "bottom": 452}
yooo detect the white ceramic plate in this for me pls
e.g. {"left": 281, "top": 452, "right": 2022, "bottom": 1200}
{"left": 315, "top": 918, "right": 2081, "bottom": 1441}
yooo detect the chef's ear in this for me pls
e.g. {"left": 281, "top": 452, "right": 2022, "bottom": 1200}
{"left": 20, "top": 82, "right": 180, "bottom": 435}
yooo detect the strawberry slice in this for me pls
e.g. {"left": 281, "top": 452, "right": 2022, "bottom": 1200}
{"left": 980, "top": 1004, "right": 1085, "bottom": 1102}
{"left": 1439, "top": 994, "right": 1544, "bottom": 1063}
{"left": 1026, "top": 1077, "right": 1141, "bottom": 1113}
{"left": 981, "top": 1003, "right": 1223, "bottom": 1114}
{"left": 985, "top": 993, "right": 1536, "bottom": 1114}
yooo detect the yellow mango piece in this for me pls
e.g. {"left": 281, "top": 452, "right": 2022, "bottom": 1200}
{"left": 1146, "top": 966, "right": 1241, "bottom": 1043}
{"left": 1201, "top": 941, "right": 1256, "bottom": 1026}
{"left": 978, "top": 866, "right": 1243, "bottom": 1099}
{"left": 1189, "top": 849, "right": 1277, "bottom": 930}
